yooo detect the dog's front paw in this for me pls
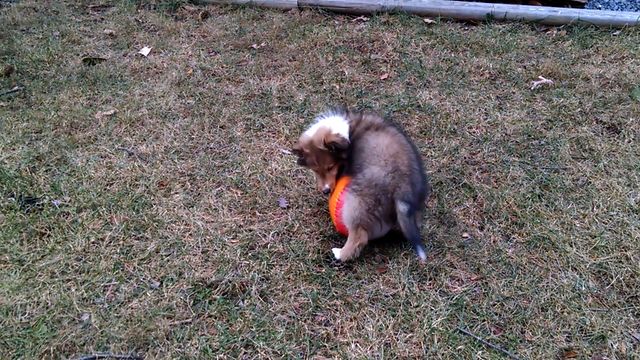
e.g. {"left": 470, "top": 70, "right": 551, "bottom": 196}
{"left": 331, "top": 248, "right": 342, "bottom": 260}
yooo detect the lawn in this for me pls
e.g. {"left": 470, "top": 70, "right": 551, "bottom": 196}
{"left": 1, "top": 1, "right": 639, "bottom": 359}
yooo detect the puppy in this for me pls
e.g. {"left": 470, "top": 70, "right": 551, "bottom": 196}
{"left": 293, "top": 108, "right": 431, "bottom": 262}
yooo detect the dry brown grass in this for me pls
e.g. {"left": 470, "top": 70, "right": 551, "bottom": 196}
{"left": 1, "top": 1, "right": 639, "bottom": 359}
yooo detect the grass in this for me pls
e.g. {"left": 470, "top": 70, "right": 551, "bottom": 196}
{"left": 1, "top": 1, "right": 639, "bottom": 359}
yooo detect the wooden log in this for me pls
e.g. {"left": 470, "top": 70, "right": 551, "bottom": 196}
{"left": 196, "top": 0, "right": 640, "bottom": 27}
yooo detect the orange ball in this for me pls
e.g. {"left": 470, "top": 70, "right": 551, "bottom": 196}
{"left": 328, "top": 176, "right": 351, "bottom": 236}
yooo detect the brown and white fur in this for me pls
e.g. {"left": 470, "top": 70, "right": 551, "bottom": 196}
{"left": 293, "top": 108, "right": 431, "bottom": 262}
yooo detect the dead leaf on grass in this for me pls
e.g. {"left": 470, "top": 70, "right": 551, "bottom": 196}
{"left": 157, "top": 180, "right": 169, "bottom": 189}
{"left": 103, "top": 29, "right": 116, "bottom": 36}
{"left": 138, "top": 46, "right": 152, "bottom": 57}
{"left": 82, "top": 56, "right": 107, "bottom": 66}
{"left": 530, "top": 76, "right": 554, "bottom": 90}
{"left": 80, "top": 313, "right": 91, "bottom": 323}
{"left": 423, "top": 18, "right": 436, "bottom": 24}
{"left": 490, "top": 324, "right": 504, "bottom": 336}
{"left": 250, "top": 42, "right": 267, "bottom": 50}
{"left": 379, "top": 73, "right": 389, "bottom": 80}
{"left": 524, "top": 331, "right": 536, "bottom": 342}
{"left": 95, "top": 109, "right": 117, "bottom": 119}
{"left": 198, "top": 10, "right": 210, "bottom": 21}
{"left": 351, "top": 15, "right": 369, "bottom": 22}
{"left": 558, "top": 348, "right": 579, "bottom": 359}
{"left": 2, "top": 64, "right": 15, "bottom": 77}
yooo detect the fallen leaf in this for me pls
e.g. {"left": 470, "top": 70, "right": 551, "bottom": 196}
{"left": 2, "top": 64, "right": 15, "bottom": 77}
{"left": 423, "top": 18, "right": 436, "bottom": 24}
{"left": 280, "top": 148, "right": 292, "bottom": 155}
{"left": 379, "top": 73, "right": 389, "bottom": 80}
{"left": 138, "top": 46, "right": 152, "bottom": 57}
{"left": 82, "top": 56, "right": 107, "bottom": 66}
{"left": 524, "top": 331, "right": 536, "bottom": 341}
{"left": 462, "top": 232, "right": 470, "bottom": 238}
{"left": 530, "top": 75, "right": 554, "bottom": 90}
{"left": 559, "top": 348, "right": 579, "bottom": 359}
{"left": 80, "top": 313, "right": 91, "bottom": 323}
{"left": 95, "top": 109, "right": 117, "bottom": 119}
{"left": 103, "top": 29, "right": 116, "bottom": 36}
{"left": 278, "top": 197, "right": 288, "bottom": 209}
{"left": 376, "top": 265, "right": 388, "bottom": 274}
{"left": 612, "top": 30, "right": 622, "bottom": 36}
{"left": 490, "top": 324, "right": 504, "bottom": 336}
{"left": 351, "top": 15, "right": 369, "bottom": 22}
{"left": 250, "top": 42, "right": 267, "bottom": 50}
{"left": 198, "top": 10, "right": 210, "bottom": 21}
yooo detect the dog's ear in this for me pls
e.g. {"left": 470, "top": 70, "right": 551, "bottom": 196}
{"left": 323, "top": 133, "right": 350, "bottom": 155}
{"left": 291, "top": 144, "right": 307, "bottom": 166}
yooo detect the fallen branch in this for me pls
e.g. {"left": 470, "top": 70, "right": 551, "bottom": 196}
{"left": 456, "top": 327, "right": 521, "bottom": 360}
{"left": 0, "top": 85, "right": 23, "bottom": 97}
{"left": 72, "top": 353, "right": 143, "bottom": 360}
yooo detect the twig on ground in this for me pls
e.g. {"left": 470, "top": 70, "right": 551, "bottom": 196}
{"left": 456, "top": 327, "right": 521, "bottom": 360}
{"left": 72, "top": 353, "right": 143, "bottom": 360}
{"left": 0, "top": 86, "right": 23, "bottom": 97}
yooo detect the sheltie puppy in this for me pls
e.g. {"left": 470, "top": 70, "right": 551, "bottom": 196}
{"left": 292, "top": 107, "right": 431, "bottom": 262}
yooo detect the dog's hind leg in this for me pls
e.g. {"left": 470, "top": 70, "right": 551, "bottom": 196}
{"left": 396, "top": 200, "right": 427, "bottom": 262}
{"left": 332, "top": 227, "right": 368, "bottom": 262}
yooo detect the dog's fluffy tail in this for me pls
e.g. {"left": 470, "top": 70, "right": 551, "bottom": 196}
{"left": 395, "top": 199, "right": 427, "bottom": 261}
